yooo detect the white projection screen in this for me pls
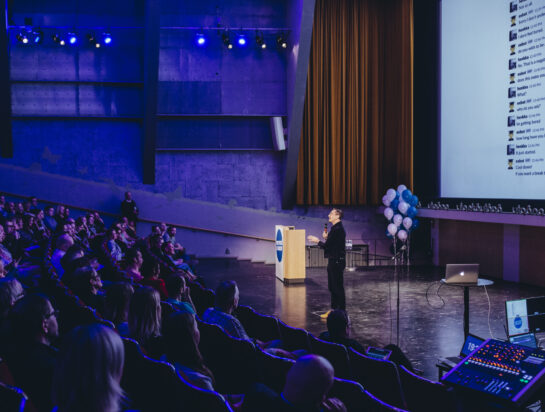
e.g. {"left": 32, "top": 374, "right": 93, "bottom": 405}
{"left": 440, "top": 0, "right": 545, "bottom": 199}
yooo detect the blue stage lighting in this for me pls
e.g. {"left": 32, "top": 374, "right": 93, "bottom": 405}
{"left": 103, "top": 33, "right": 112, "bottom": 45}
{"left": 32, "top": 30, "right": 42, "bottom": 44}
{"left": 68, "top": 33, "right": 77, "bottom": 45}
{"left": 237, "top": 35, "right": 246, "bottom": 46}
{"left": 16, "top": 33, "right": 29, "bottom": 44}
{"left": 195, "top": 33, "right": 206, "bottom": 46}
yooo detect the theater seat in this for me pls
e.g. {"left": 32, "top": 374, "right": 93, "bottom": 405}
{"left": 176, "top": 370, "right": 234, "bottom": 412}
{"left": 278, "top": 321, "right": 311, "bottom": 352}
{"left": 0, "top": 382, "right": 28, "bottom": 412}
{"left": 348, "top": 347, "right": 406, "bottom": 409}
{"left": 308, "top": 334, "right": 350, "bottom": 379}
{"left": 361, "top": 388, "right": 409, "bottom": 412}
{"left": 235, "top": 305, "right": 281, "bottom": 342}
{"left": 328, "top": 378, "right": 367, "bottom": 412}
{"left": 255, "top": 348, "right": 294, "bottom": 393}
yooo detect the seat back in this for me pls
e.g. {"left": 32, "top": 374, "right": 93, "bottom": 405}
{"left": 160, "top": 301, "right": 176, "bottom": 329}
{"left": 308, "top": 334, "right": 350, "bottom": 379}
{"left": 176, "top": 370, "right": 234, "bottom": 412}
{"left": 398, "top": 365, "right": 457, "bottom": 412}
{"left": 236, "top": 305, "right": 281, "bottom": 342}
{"left": 328, "top": 378, "right": 366, "bottom": 412}
{"left": 255, "top": 348, "right": 295, "bottom": 393}
{"left": 0, "top": 382, "right": 27, "bottom": 412}
{"left": 278, "top": 321, "right": 310, "bottom": 352}
{"left": 0, "top": 358, "right": 16, "bottom": 386}
{"left": 361, "top": 389, "right": 409, "bottom": 412}
{"left": 197, "top": 319, "right": 257, "bottom": 393}
{"left": 348, "top": 347, "right": 406, "bottom": 409}
{"left": 121, "top": 338, "right": 183, "bottom": 411}
{"left": 189, "top": 283, "right": 215, "bottom": 317}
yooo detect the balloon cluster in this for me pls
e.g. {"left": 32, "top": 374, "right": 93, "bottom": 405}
{"left": 382, "top": 184, "right": 419, "bottom": 241}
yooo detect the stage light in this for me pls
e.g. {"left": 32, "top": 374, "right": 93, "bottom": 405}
{"left": 87, "top": 34, "right": 102, "bottom": 48}
{"left": 276, "top": 35, "right": 287, "bottom": 49}
{"left": 16, "top": 33, "right": 29, "bottom": 44}
{"left": 102, "top": 33, "right": 112, "bottom": 45}
{"left": 256, "top": 34, "right": 266, "bottom": 49}
{"left": 68, "top": 33, "right": 77, "bottom": 45}
{"left": 237, "top": 35, "right": 247, "bottom": 46}
{"left": 32, "top": 30, "right": 42, "bottom": 44}
{"left": 222, "top": 33, "right": 233, "bottom": 49}
{"left": 53, "top": 34, "right": 66, "bottom": 46}
{"left": 195, "top": 33, "right": 206, "bottom": 46}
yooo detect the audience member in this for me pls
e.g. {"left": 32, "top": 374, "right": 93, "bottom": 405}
{"left": 8, "top": 294, "right": 59, "bottom": 412}
{"left": 55, "top": 205, "right": 65, "bottom": 227}
{"left": 52, "top": 323, "right": 125, "bottom": 412}
{"left": 162, "top": 241, "right": 193, "bottom": 273}
{"left": 43, "top": 206, "right": 58, "bottom": 233}
{"left": 120, "top": 191, "right": 138, "bottom": 226}
{"left": 165, "top": 273, "right": 195, "bottom": 314}
{"left": 242, "top": 355, "right": 344, "bottom": 412}
{"left": 162, "top": 312, "right": 215, "bottom": 391}
{"left": 203, "top": 280, "right": 250, "bottom": 341}
{"left": 30, "top": 196, "right": 39, "bottom": 211}
{"left": 104, "top": 282, "right": 134, "bottom": 336}
{"left": 0, "top": 224, "right": 14, "bottom": 266}
{"left": 128, "top": 286, "right": 163, "bottom": 357}
{"left": 140, "top": 258, "right": 168, "bottom": 299}
{"left": 0, "top": 277, "right": 24, "bottom": 355}
{"left": 106, "top": 228, "right": 124, "bottom": 262}
{"left": 70, "top": 266, "right": 105, "bottom": 313}
{"left": 34, "top": 209, "right": 49, "bottom": 238}
{"left": 124, "top": 247, "right": 144, "bottom": 282}
{"left": 51, "top": 234, "right": 74, "bottom": 277}
{"left": 92, "top": 212, "right": 106, "bottom": 234}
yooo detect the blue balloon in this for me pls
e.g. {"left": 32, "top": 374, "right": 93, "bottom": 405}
{"left": 407, "top": 206, "right": 418, "bottom": 218}
{"left": 395, "top": 191, "right": 400, "bottom": 199}
{"left": 412, "top": 218, "right": 419, "bottom": 229}
{"left": 390, "top": 199, "right": 400, "bottom": 211}
{"left": 410, "top": 195, "right": 419, "bottom": 207}
{"left": 402, "top": 189, "right": 412, "bottom": 202}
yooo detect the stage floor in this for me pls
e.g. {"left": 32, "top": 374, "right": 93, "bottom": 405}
{"left": 197, "top": 259, "right": 545, "bottom": 380}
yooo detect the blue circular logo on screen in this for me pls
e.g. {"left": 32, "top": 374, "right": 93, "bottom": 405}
{"left": 276, "top": 229, "right": 283, "bottom": 262}
{"left": 514, "top": 316, "right": 523, "bottom": 329}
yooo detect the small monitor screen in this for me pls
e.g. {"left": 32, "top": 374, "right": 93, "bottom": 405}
{"left": 510, "top": 333, "right": 537, "bottom": 349}
{"left": 506, "top": 299, "right": 530, "bottom": 336}
{"left": 461, "top": 334, "right": 485, "bottom": 357}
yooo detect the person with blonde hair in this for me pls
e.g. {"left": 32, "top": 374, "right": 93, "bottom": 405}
{"left": 52, "top": 323, "right": 124, "bottom": 412}
{"left": 128, "top": 286, "right": 162, "bottom": 357}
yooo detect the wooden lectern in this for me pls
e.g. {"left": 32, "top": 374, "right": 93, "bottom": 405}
{"left": 275, "top": 225, "right": 306, "bottom": 284}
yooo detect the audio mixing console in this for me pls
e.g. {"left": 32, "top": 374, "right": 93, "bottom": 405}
{"left": 442, "top": 339, "right": 545, "bottom": 406}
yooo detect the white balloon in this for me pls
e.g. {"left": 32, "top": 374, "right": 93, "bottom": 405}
{"left": 397, "top": 229, "right": 408, "bottom": 241}
{"left": 398, "top": 201, "right": 409, "bottom": 215}
{"left": 387, "top": 223, "right": 398, "bottom": 236}
{"left": 397, "top": 184, "right": 407, "bottom": 194}
{"left": 382, "top": 195, "right": 391, "bottom": 207}
{"left": 402, "top": 217, "right": 413, "bottom": 230}
{"left": 393, "top": 214, "right": 403, "bottom": 227}
{"left": 384, "top": 207, "right": 394, "bottom": 220}
{"left": 386, "top": 188, "right": 396, "bottom": 202}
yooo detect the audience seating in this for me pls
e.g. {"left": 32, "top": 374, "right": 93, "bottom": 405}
{"left": 278, "top": 320, "right": 311, "bottom": 352}
{"left": 398, "top": 364, "right": 458, "bottom": 412}
{"left": 160, "top": 300, "right": 176, "bottom": 326}
{"left": 254, "top": 348, "right": 295, "bottom": 393}
{"left": 0, "top": 381, "right": 28, "bottom": 412}
{"left": 328, "top": 378, "right": 367, "bottom": 412}
{"left": 188, "top": 282, "right": 215, "bottom": 317}
{"left": 348, "top": 347, "right": 406, "bottom": 409}
{"left": 176, "top": 370, "right": 234, "bottom": 412}
{"left": 308, "top": 334, "right": 351, "bottom": 379}
{"left": 360, "top": 389, "right": 409, "bottom": 412}
{"left": 0, "top": 358, "right": 16, "bottom": 386}
{"left": 235, "top": 305, "right": 281, "bottom": 342}
{"left": 197, "top": 319, "right": 258, "bottom": 394}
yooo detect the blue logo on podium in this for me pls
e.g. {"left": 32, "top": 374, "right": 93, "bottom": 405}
{"left": 276, "top": 229, "right": 283, "bottom": 262}
{"left": 514, "top": 316, "right": 523, "bottom": 329}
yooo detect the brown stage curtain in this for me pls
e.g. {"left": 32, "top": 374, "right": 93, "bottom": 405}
{"left": 297, "top": 0, "right": 413, "bottom": 206}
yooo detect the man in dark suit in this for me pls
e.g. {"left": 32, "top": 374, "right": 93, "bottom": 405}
{"left": 308, "top": 209, "right": 347, "bottom": 317}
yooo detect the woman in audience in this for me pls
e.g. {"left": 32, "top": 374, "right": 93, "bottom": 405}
{"left": 0, "top": 224, "right": 14, "bottom": 267}
{"left": 75, "top": 216, "right": 90, "bottom": 240}
{"left": 92, "top": 212, "right": 106, "bottom": 234}
{"left": 128, "top": 286, "right": 162, "bottom": 357}
{"left": 52, "top": 323, "right": 125, "bottom": 412}
{"left": 86, "top": 213, "right": 97, "bottom": 237}
{"left": 140, "top": 258, "right": 168, "bottom": 299}
{"left": 19, "top": 213, "right": 39, "bottom": 247}
{"left": 123, "top": 247, "right": 144, "bottom": 282}
{"left": 34, "top": 209, "right": 50, "bottom": 239}
{"left": 104, "top": 282, "right": 134, "bottom": 336}
{"left": 107, "top": 228, "right": 124, "bottom": 262}
{"left": 162, "top": 311, "right": 215, "bottom": 391}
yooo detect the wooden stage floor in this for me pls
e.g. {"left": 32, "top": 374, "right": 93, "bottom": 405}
{"left": 197, "top": 259, "right": 545, "bottom": 380}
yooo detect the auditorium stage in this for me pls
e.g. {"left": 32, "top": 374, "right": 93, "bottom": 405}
{"left": 198, "top": 259, "right": 545, "bottom": 380}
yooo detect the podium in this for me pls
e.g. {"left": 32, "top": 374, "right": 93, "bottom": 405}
{"left": 275, "top": 225, "right": 306, "bottom": 284}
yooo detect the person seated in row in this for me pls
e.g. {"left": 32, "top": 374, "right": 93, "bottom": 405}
{"left": 321, "top": 309, "right": 414, "bottom": 372}
{"left": 104, "top": 281, "right": 134, "bottom": 336}
{"left": 7, "top": 294, "right": 59, "bottom": 412}
{"left": 123, "top": 247, "right": 144, "bottom": 282}
{"left": 106, "top": 228, "right": 124, "bottom": 262}
{"left": 162, "top": 311, "right": 215, "bottom": 391}
{"left": 70, "top": 266, "right": 105, "bottom": 314}
{"left": 242, "top": 355, "right": 346, "bottom": 412}
{"left": 52, "top": 323, "right": 125, "bottom": 412}
{"left": 161, "top": 241, "right": 194, "bottom": 274}
{"left": 0, "top": 277, "right": 24, "bottom": 355}
{"left": 165, "top": 273, "right": 195, "bottom": 314}
{"left": 140, "top": 258, "right": 168, "bottom": 299}
{"left": 128, "top": 286, "right": 163, "bottom": 358}
{"left": 51, "top": 234, "right": 74, "bottom": 277}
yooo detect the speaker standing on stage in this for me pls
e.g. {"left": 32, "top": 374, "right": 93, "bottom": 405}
{"left": 307, "top": 209, "right": 346, "bottom": 318}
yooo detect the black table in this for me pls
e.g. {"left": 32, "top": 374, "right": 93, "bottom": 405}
{"left": 440, "top": 278, "right": 494, "bottom": 340}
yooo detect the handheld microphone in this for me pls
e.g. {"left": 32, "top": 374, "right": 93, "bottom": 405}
{"left": 324, "top": 223, "right": 328, "bottom": 233}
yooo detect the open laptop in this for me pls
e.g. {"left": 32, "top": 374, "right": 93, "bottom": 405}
{"left": 444, "top": 263, "right": 479, "bottom": 284}
{"left": 509, "top": 332, "right": 538, "bottom": 349}
{"left": 440, "top": 334, "right": 485, "bottom": 368}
